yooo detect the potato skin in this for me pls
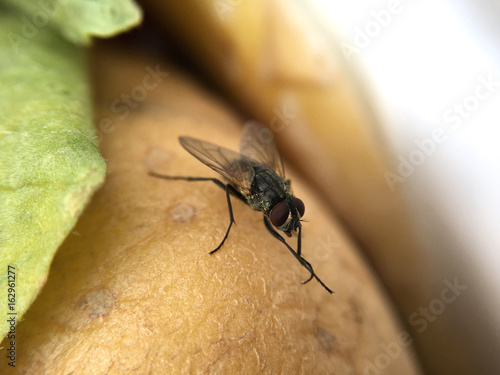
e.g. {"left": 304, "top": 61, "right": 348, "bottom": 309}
{"left": 0, "top": 45, "right": 422, "bottom": 375}
{"left": 140, "top": 0, "right": 433, "bottom": 345}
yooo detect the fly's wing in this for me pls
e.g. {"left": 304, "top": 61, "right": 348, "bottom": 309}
{"left": 179, "top": 136, "right": 255, "bottom": 194}
{"left": 239, "top": 121, "right": 285, "bottom": 178}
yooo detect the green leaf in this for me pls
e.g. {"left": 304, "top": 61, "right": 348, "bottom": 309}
{"left": 3, "top": 0, "right": 142, "bottom": 44}
{"left": 0, "top": 7, "right": 106, "bottom": 339}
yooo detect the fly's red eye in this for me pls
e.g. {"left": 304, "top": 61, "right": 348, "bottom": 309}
{"left": 270, "top": 202, "right": 290, "bottom": 227}
{"left": 293, "top": 198, "right": 305, "bottom": 218}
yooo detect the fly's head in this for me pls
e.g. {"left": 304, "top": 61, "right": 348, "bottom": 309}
{"left": 269, "top": 197, "right": 305, "bottom": 237}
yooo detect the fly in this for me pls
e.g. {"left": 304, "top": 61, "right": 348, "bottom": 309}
{"left": 149, "top": 122, "right": 333, "bottom": 294}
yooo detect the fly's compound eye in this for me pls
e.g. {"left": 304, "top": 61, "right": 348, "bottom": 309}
{"left": 293, "top": 198, "right": 305, "bottom": 218}
{"left": 270, "top": 201, "right": 290, "bottom": 228}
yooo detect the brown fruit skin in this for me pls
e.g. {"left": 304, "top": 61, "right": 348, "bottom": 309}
{"left": 0, "top": 45, "right": 422, "bottom": 374}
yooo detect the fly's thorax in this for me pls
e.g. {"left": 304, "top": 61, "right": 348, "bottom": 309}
{"left": 246, "top": 166, "right": 291, "bottom": 212}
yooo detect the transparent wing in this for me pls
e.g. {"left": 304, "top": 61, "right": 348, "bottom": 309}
{"left": 179, "top": 136, "right": 255, "bottom": 194}
{"left": 239, "top": 121, "right": 285, "bottom": 178}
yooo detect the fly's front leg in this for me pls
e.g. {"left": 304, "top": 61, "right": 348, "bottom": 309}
{"left": 296, "top": 226, "right": 313, "bottom": 284}
{"left": 263, "top": 217, "right": 333, "bottom": 294}
{"left": 264, "top": 217, "right": 313, "bottom": 275}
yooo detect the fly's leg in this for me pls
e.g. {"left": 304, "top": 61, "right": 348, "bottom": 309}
{"left": 208, "top": 184, "right": 240, "bottom": 254}
{"left": 263, "top": 217, "right": 333, "bottom": 294}
{"left": 296, "top": 226, "right": 314, "bottom": 283}
{"left": 149, "top": 172, "right": 333, "bottom": 293}
{"left": 148, "top": 172, "right": 243, "bottom": 254}
{"left": 297, "top": 222, "right": 302, "bottom": 257}
{"left": 149, "top": 172, "right": 247, "bottom": 203}
{"left": 149, "top": 172, "right": 227, "bottom": 189}
{"left": 263, "top": 216, "right": 312, "bottom": 273}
